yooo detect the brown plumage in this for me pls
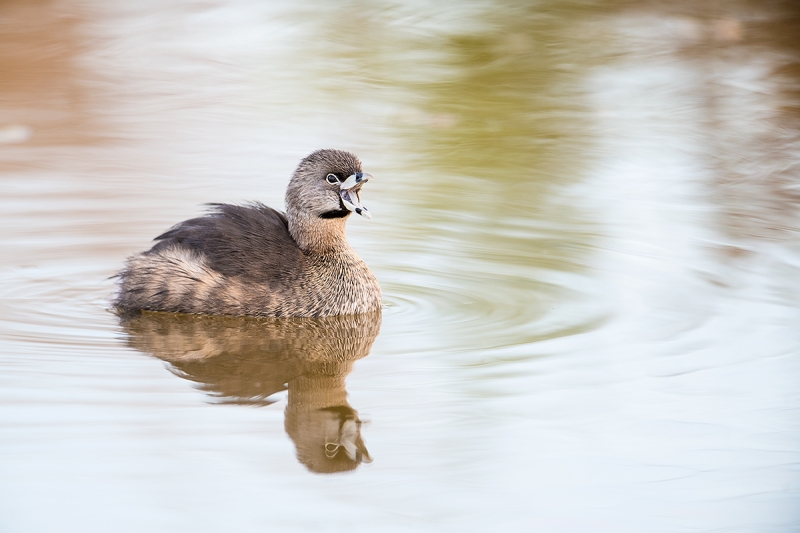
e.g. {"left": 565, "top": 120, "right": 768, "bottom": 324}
{"left": 114, "top": 149, "right": 381, "bottom": 317}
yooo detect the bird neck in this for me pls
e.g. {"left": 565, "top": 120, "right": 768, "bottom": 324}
{"left": 287, "top": 210, "right": 351, "bottom": 254}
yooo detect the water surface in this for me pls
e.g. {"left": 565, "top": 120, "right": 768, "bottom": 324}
{"left": 1, "top": 1, "right": 799, "bottom": 531}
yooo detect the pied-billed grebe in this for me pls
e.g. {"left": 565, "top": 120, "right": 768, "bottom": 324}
{"left": 114, "top": 149, "right": 381, "bottom": 317}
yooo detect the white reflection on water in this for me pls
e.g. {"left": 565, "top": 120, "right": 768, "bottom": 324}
{"left": 0, "top": 1, "right": 799, "bottom": 532}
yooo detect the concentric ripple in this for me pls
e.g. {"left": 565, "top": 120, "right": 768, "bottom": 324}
{"left": 0, "top": 263, "right": 121, "bottom": 359}
{"left": 365, "top": 208, "right": 608, "bottom": 361}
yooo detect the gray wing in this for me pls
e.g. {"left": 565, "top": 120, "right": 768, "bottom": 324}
{"left": 149, "top": 203, "right": 305, "bottom": 282}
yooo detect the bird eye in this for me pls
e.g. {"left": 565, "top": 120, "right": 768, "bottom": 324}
{"left": 326, "top": 173, "right": 339, "bottom": 185}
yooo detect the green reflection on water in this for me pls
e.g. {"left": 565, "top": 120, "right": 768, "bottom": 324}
{"left": 396, "top": 8, "right": 596, "bottom": 189}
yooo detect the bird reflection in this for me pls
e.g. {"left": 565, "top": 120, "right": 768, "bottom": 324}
{"left": 120, "top": 310, "right": 381, "bottom": 474}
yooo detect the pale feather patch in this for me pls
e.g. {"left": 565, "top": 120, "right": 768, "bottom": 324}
{"left": 117, "top": 247, "right": 224, "bottom": 312}
{"left": 159, "top": 247, "right": 223, "bottom": 308}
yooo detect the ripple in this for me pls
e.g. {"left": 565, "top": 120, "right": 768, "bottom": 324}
{"left": 0, "top": 263, "right": 120, "bottom": 356}
{"left": 374, "top": 215, "right": 607, "bottom": 357}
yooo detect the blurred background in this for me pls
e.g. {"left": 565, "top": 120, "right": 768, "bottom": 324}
{"left": 1, "top": 0, "right": 799, "bottom": 531}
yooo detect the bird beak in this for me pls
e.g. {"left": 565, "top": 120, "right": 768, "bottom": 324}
{"left": 339, "top": 172, "right": 373, "bottom": 219}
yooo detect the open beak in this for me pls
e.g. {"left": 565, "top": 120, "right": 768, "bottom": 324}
{"left": 339, "top": 172, "right": 373, "bottom": 219}
{"left": 323, "top": 415, "right": 372, "bottom": 464}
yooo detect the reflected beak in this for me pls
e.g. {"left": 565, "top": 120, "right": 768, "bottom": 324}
{"left": 339, "top": 418, "right": 372, "bottom": 463}
{"left": 339, "top": 172, "right": 373, "bottom": 219}
{"left": 324, "top": 417, "right": 372, "bottom": 463}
